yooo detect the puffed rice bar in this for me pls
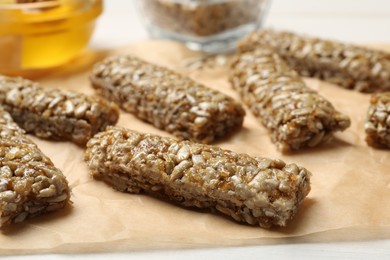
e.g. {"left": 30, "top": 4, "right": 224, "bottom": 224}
{"left": 0, "top": 75, "right": 120, "bottom": 145}
{"left": 90, "top": 55, "right": 245, "bottom": 144}
{"left": 0, "top": 107, "right": 70, "bottom": 228}
{"left": 365, "top": 92, "right": 390, "bottom": 148}
{"left": 85, "top": 126, "right": 311, "bottom": 228}
{"left": 238, "top": 29, "right": 390, "bottom": 93}
{"left": 229, "top": 48, "right": 351, "bottom": 152}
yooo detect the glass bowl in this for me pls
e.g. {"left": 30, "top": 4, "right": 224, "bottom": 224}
{"left": 136, "top": 0, "right": 270, "bottom": 53}
{"left": 0, "top": 0, "right": 102, "bottom": 76}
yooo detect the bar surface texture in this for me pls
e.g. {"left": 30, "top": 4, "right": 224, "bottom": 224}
{"left": 229, "top": 48, "right": 351, "bottom": 152}
{"left": 90, "top": 55, "right": 245, "bottom": 144}
{"left": 365, "top": 92, "right": 390, "bottom": 148}
{"left": 85, "top": 126, "right": 311, "bottom": 228}
{"left": 0, "top": 75, "right": 120, "bottom": 145}
{"left": 0, "top": 107, "right": 70, "bottom": 228}
{"left": 238, "top": 29, "right": 390, "bottom": 93}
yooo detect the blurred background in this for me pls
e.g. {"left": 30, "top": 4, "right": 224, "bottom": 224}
{"left": 91, "top": 0, "right": 390, "bottom": 49}
{"left": 1, "top": 0, "right": 389, "bottom": 74}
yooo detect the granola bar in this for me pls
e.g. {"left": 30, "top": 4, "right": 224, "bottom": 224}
{"left": 0, "top": 107, "right": 70, "bottom": 228}
{"left": 85, "top": 126, "right": 311, "bottom": 228}
{"left": 90, "top": 55, "right": 245, "bottom": 144}
{"left": 238, "top": 29, "right": 390, "bottom": 93}
{"left": 0, "top": 75, "right": 120, "bottom": 145}
{"left": 229, "top": 48, "right": 351, "bottom": 152}
{"left": 365, "top": 92, "right": 390, "bottom": 148}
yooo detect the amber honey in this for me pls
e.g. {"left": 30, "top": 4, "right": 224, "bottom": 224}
{"left": 0, "top": 0, "right": 102, "bottom": 75}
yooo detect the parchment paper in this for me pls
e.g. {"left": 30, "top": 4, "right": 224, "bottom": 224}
{"left": 1, "top": 41, "right": 390, "bottom": 255}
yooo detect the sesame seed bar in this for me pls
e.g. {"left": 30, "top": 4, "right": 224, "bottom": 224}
{"left": 365, "top": 92, "right": 390, "bottom": 148}
{"left": 229, "top": 48, "right": 351, "bottom": 152}
{"left": 85, "top": 126, "right": 311, "bottom": 228}
{"left": 90, "top": 55, "right": 245, "bottom": 144}
{"left": 0, "top": 75, "right": 120, "bottom": 145}
{"left": 0, "top": 107, "right": 70, "bottom": 228}
{"left": 238, "top": 30, "right": 390, "bottom": 93}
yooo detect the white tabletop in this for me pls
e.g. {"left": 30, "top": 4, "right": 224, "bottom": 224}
{"left": 91, "top": 0, "right": 390, "bottom": 48}
{"left": 7, "top": 0, "right": 390, "bottom": 259}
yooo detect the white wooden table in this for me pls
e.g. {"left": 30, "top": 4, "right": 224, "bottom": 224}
{"left": 8, "top": 0, "right": 390, "bottom": 259}
{"left": 91, "top": 0, "right": 390, "bottom": 48}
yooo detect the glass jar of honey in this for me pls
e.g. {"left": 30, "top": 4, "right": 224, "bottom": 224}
{"left": 0, "top": 0, "right": 102, "bottom": 76}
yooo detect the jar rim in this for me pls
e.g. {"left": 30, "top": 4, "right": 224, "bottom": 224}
{"left": 0, "top": 0, "right": 102, "bottom": 23}
{"left": 0, "top": 1, "right": 62, "bottom": 10}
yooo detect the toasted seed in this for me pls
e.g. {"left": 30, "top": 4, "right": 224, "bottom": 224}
{"left": 138, "top": 0, "right": 267, "bottom": 37}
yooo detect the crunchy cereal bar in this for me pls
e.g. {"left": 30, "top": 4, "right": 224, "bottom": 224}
{"left": 90, "top": 55, "right": 245, "bottom": 144}
{"left": 365, "top": 92, "right": 390, "bottom": 148}
{"left": 0, "top": 75, "right": 120, "bottom": 145}
{"left": 85, "top": 126, "right": 311, "bottom": 228}
{"left": 229, "top": 48, "right": 351, "bottom": 152}
{"left": 238, "top": 29, "right": 390, "bottom": 93}
{"left": 0, "top": 107, "right": 70, "bottom": 228}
